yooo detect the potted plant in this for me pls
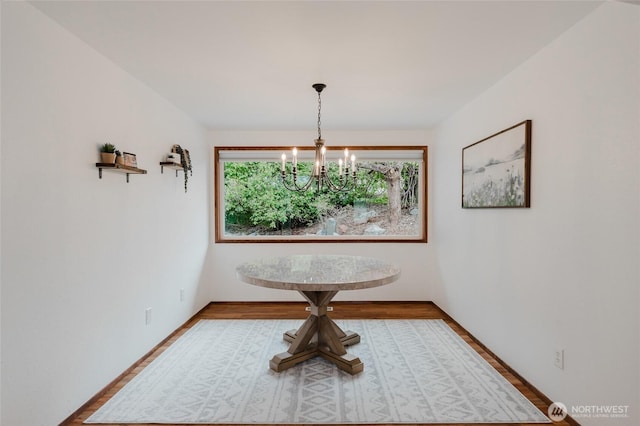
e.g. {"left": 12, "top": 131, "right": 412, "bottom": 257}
{"left": 100, "top": 143, "right": 117, "bottom": 163}
{"left": 115, "top": 150, "right": 124, "bottom": 165}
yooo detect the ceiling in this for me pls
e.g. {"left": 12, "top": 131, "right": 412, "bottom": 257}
{"left": 30, "top": 1, "right": 602, "bottom": 131}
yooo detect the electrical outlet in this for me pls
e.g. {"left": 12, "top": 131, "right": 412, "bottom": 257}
{"left": 554, "top": 349, "right": 564, "bottom": 369}
{"left": 180, "top": 288, "right": 185, "bottom": 302}
{"left": 145, "top": 307, "right": 152, "bottom": 325}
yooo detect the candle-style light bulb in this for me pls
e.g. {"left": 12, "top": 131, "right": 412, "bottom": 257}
{"left": 351, "top": 154, "right": 356, "bottom": 172}
{"left": 281, "top": 153, "right": 286, "bottom": 172}
{"left": 338, "top": 158, "right": 343, "bottom": 176}
{"left": 321, "top": 146, "right": 326, "bottom": 166}
{"left": 292, "top": 147, "right": 298, "bottom": 168}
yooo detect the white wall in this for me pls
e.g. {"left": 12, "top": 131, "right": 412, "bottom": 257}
{"left": 431, "top": 2, "right": 639, "bottom": 425}
{"left": 208, "top": 130, "right": 438, "bottom": 302}
{"left": 1, "top": 3, "right": 211, "bottom": 425}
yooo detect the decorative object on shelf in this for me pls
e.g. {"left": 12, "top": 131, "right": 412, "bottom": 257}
{"left": 123, "top": 152, "right": 138, "bottom": 168}
{"left": 95, "top": 163, "right": 147, "bottom": 183}
{"left": 280, "top": 83, "right": 357, "bottom": 193}
{"left": 170, "top": 144, "right": 192, "bottom": 192}
{"left": 99, "top": 143, "right": 116, "bottom": 164}
{"left": 165, "top": 152, "right": 181, "bottom": 164}
{"left": 462, "top": 120, "right": 532, "bottom": 208}
{"left": 115, "top": 150, "right": 124, "bottom": 165}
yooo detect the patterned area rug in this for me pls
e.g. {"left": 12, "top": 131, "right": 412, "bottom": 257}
{"left": 86, "top": 319, "right": 550, "bottom": 424}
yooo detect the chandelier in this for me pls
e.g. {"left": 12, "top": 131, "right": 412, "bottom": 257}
{"left": 280, "top": 83, "right": 357, "bottom": 192}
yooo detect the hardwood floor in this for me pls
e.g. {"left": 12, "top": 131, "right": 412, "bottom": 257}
{"left": 63, "top": 301, "right": 575, "bottom": 426}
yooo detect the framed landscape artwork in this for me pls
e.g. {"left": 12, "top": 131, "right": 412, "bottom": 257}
{"left": 462, "top": 120, "right": 531, "bottom": 208}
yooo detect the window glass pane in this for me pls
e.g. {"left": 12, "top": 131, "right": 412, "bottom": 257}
{"left": 215, "top": 147, "right": 427, "bottom": 243}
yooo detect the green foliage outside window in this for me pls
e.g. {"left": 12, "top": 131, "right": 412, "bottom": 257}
{"left": 223, "top": 161, "right": 419, "bottom": 234}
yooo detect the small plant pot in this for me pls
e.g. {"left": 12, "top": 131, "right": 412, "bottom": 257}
{"left": 100, "top": 152, "right": 116, "bottom": 163}
{"left": 115, "top": 156, "right": 125, "bottom": 165}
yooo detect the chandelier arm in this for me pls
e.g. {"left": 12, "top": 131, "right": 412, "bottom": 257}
{"left": 281, "top": 170, "right": 317, "bottom": 192}
{"left": 320, "top": 169, "right": 357, "bottom": 192}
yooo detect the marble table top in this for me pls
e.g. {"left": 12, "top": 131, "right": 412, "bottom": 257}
{"left": 236, "top": 254, "right": 401, "bottom": 292}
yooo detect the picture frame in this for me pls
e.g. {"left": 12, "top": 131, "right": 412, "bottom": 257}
{"left": 462, "top": 120, "right": 531, "bottom": 208}
{"left": 123, "top": 152, "right": 138, "bottom": 168}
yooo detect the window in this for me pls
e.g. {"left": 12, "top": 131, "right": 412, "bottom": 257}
{"left": 214, "top": 146, "right": 427, "bottom": 243}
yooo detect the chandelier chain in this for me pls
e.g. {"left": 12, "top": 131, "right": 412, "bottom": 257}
{"left": 317, "top": 90, "right": 322, "bottom": 140}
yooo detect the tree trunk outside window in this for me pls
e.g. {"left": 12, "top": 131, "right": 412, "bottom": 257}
{"left": 358, "top": 162, "right": 402, "bottom": 226}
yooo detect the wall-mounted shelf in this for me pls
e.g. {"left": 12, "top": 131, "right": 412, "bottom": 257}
{"left": 96, "top": 163, "right": 147, "bottom": 183}
{"left": 160, "top": 162, "right": 184, "bottom": 177}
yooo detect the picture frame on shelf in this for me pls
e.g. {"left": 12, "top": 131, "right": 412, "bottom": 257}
{"left": 123, "top": 152, "right": 138, "bottom": 168}
{"left": 462, "top": 120, "right": 531, "bottom": 208}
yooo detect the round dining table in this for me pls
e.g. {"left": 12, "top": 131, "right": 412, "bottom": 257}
{"left": 236, "top": 254, "right": 401, "bottom": 375}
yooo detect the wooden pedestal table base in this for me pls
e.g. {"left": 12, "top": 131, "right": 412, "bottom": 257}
{"left": 271, "top": 290, "right": 363, "bottom": 374}
{"left": 235, "top": 255, "right": 401, "bottom": 376}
